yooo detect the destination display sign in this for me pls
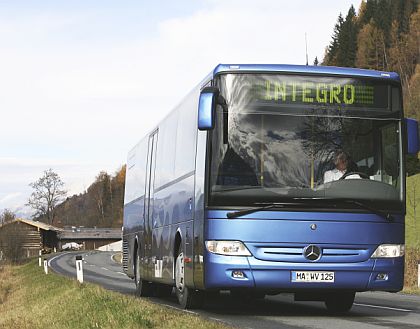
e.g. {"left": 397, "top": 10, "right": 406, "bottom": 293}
{"left": 246, "top": 74, "right": 389, "bottom": 110}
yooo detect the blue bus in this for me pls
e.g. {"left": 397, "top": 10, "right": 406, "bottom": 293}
{"left": 123, "top": 64, "right": 419, "bottom": 312}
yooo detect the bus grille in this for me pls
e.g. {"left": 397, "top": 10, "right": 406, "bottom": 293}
{"left": 247, "top": 244, "right": 373, "bottom": 263}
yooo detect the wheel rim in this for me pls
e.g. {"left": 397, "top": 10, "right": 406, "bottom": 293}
{"left": 175, "top": 252, "right": 184, "bottom": 293}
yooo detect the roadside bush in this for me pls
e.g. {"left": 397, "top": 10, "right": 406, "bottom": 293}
{"left": 0, "top": 265, "right": 13, "bottom": 304}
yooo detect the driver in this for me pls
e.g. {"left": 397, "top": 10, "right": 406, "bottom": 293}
{"left": 324, "top": 150, "right": 361, "bottom": 183}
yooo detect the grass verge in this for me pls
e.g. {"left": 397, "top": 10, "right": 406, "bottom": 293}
{"left": 404, "top": 248, "right": 420, "bottom": 295}
{"left": 0, "top": 260, "right": 232, "bottom": 329}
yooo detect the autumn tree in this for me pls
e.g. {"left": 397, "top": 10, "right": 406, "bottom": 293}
{"left": 406, "top": 65, "right": 420, "bottom": 119}
{"left": 88, "top": 171, "right": 112, "bottom": 226}
{"left": 27, "top": 169, "right": 67, "bottom": 225}
{"left": 356, "top": 21, "right": 387, "bottom": 70}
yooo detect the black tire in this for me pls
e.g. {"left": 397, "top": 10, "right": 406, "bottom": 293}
{"left": 134, "top": 249, "right": 155, "bottom": 297}
{"left": 324, "top": 292, "right": 355, "bottom": 313}
{"left": 175, "top": 244, "right": 203, "bottom": 309}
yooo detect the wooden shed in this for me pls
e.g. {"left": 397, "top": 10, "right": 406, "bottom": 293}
{"left": 58, "top": 227, "right": 121, "bottom": 250}
{"left": 0, "top": 219, "right": 61, "bottom": 261}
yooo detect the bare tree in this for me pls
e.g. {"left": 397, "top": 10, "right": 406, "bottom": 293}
{"left": 27, "top": 169, "right": 67, "bottom": 225}
{"left": 0, "top": 223, "right": 25, "bottom": 263}
{"left": 0, "top": 209, "right": 16, "bottom": 225}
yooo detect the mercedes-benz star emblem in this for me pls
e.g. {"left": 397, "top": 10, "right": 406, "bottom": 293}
{"left": 303, "top": 245, "right": 322, "bottom": 261}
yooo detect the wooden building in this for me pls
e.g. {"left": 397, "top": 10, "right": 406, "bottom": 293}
{"left": 58, "top": 227, "right": 121, "bottom": 250}
{"left": 0, "top": 219, "right": 121, "bottom": 261}
{"left": 0, "top": 219, "right": 61, "bottom": 261}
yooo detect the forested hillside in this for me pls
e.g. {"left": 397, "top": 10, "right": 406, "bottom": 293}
{"left": 323, "top": 0, "right": 419, "bottom": 118}
{"left": 52, "top": 166, "right": 125, "bottom": 228}
{"left": 323, "top": 0, "right": 419, "bottom": 173}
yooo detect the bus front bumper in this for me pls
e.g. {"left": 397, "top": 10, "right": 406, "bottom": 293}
{"left": 204, "top": 252, "right": 404, "bottom": 292}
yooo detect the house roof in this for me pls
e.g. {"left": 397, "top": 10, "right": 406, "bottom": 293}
{"left": 0, "top": 218, "right": 63, "bottom": 232}
{"left": 58, "top": 228, "right": 121, "bottom": 240}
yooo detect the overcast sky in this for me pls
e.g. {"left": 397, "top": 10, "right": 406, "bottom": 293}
{"left": 0, "top": 0, "right": 358, "bottom": 217}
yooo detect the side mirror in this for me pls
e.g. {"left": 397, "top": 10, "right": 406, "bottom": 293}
{"left": 198, "top": 87, "right": 219, "bottom": 130}
{"left": 406, "top": 118, "right": 419, "bottom": 154}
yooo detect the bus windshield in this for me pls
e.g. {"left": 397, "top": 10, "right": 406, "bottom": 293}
{"left": 208, "top": 74, "right": 403, "bottom": 211}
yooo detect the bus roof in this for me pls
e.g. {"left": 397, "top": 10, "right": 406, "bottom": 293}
{"left": 212, "top": 64, "right": 400, "bottom": 82}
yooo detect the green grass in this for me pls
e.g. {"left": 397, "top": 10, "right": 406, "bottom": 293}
{"left": 0, "top": 260, "right": 232, "bottom": 329}
{"left": 406, "top": 173, "right": 420, "bottom": 248}
{"left": 405, "top": 174, "right": 420, "bottom": 294}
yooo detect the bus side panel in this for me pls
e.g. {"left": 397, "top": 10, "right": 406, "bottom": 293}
{"left": 123, "top": 137, "right": 149, "bottom": 278}
{"left": 152, "top": 176, "right": 195, "bottom": 284}
{"left": 193, "top": 130, "right": 208, "bottom": 289}
{"left": 150, "top": 87, "right": 199, "bottom": 286}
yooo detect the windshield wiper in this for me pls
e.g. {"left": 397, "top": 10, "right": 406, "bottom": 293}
{"left": 273, "top": 197, "right": 395, "bottom": 222}
{"left": 297, "top": 198, "right": 394, "bottom": 222}
{"left": 342, "top": 199, "right": 394, "bottom": 222}
{"left": 226, "top": 203, "right": 285, "bottom": 219}
{"left": 226, "top": 199, "right": 394, "bottom": 221}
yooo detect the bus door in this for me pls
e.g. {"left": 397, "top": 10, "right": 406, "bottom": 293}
{"left": 144, "top": 129, "right": 158, "bottom": 279}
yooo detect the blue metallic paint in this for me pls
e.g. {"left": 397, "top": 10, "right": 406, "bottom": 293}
{"left": 212, "top": 64, "right": 401, "bottom": 82}
{"left": 203, "top": 211, "right": 404, "bottom": 292}
{"left": 406, "top": 118, "right": 420, "bottom": 154}
{"left": 124, "top": 64, "right": 406, "bottom": 295}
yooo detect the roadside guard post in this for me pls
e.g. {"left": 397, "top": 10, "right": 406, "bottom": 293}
{"left": 418, "top": 260, "right": 420, "bottom": 288}
{"left": 43, "top": 258, "right": 48, "bottom": 274}
{"left": 76, "top": 255, "right": 83, "bottom": 284}
{"left": 38, "top": 250, "right": 42, "bottom": 267}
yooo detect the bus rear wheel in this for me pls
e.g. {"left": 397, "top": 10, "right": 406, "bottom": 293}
{"left": 324, "top": 292, "right": 355, "bottom": 313}
{"left": 134, "top": 250, "right": 154, "bottom": 297}
{"left": 175, "top": 245, "right": 203, "bottom": 309}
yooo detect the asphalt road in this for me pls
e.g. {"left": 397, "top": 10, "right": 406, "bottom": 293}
{"left": 48, "top": 251, "right": 420, "bottom": 329}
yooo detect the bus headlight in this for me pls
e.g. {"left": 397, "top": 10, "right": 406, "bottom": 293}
{"left": 205, "top": 240, "right": 251, "bottom": 256}
{"left": 371, "top": 244, "right": 405, "bottom": 258}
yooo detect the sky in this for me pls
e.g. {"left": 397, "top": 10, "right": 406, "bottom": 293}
{"left": 0, "top": 0, "right": 358, "bottom": 217}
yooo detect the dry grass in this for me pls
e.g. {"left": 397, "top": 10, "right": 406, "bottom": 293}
{"left": 0, "top": 260, "right": 232, "bottom": 329}
{"left": 0, "top": 265, "right": 14, "bottom": 304}
{"left": 404, "top": 248, "right": 420, "bottom": 294}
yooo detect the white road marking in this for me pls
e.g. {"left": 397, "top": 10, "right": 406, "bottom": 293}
{"left": 101, "top": 267, "right": 109, "bottom": 271}
{"left": 47, "top": 252, "right": 71, "bottom": 267}
{"left": 117, "top": 272, "right": 126, "bottom": 275}
{"left": 354, "top": 303, "right": 412, "bottom": 312}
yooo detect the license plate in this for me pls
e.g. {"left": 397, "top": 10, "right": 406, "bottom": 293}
{"left": 291, "top": 271, "right": 335, "bottom": 283}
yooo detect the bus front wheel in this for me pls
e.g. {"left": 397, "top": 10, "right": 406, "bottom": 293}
{"left": 324, "top": 292, "right": 355, "bottom": 313}
{"left": 175, "top": 245, "right": 203, "bottom": 309}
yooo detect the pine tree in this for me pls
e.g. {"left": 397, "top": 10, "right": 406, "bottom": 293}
{"left": 323, "top": 13, "right": 344, "bottom": 65}
{"left": 359, "top": 0, "right": 376, "bottom": 26}
{"left": 336, "top": 5, "right": 359, "bottom": 67}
